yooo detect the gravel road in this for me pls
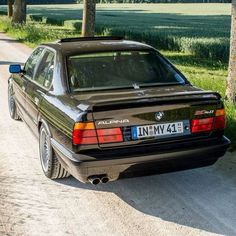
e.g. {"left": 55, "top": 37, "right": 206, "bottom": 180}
{"left": 0, "top": 32, "right": 236, "bottom": 236}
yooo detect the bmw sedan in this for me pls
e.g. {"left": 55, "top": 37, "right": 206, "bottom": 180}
{"left": 8, "top": 36, "right": 230, "bottom": 184}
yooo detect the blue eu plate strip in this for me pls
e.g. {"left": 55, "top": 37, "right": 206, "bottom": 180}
{"left": 131, "top": 127, "right": 137, "bottom": 140}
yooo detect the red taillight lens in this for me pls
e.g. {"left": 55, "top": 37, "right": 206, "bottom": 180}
{"left": 73, "top": 122, "right": 123, "bottom": 145}
{"left": 73, "top": 135, "right": 98, "bottom": 145}
{"left": 213, "top": 109, "right": 226, "bottom": 130}
{"left": 191, "top": 118, "right": 214, "bottom": 133}
{"left": 191, "top": 109, "right": 226, "bottom": 134}
{"left": 213, "top": 115, "right": 226, "bottom": 130}
{"left": 73, "top": 130, "right": 97, "bottom": 137}
{"left": 97, "top": 128, "right": 123, "bottom": 144}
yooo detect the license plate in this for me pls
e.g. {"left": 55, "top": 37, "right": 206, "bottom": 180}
{"left": 132, "top": 120, "right": 190, "bottom": 140}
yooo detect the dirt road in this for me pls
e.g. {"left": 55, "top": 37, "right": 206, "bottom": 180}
{"left": 0, "top": 32, "right": 236, "bottom": 236}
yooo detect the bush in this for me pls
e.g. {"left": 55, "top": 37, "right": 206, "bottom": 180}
{"left": 0, "top": 10, "right": 6, "bottom": 15}
{"left": 29, "top": 15, "right": 44, "bottom": 22}
{"left": 188, "top": 38, "right": 230, "bottom": 62}
{"left": 46, "top": 17, "right": 64, "bottom": 26}
{"left": 0, "top": 16, "right": 76, "bottom": 46}
{"left": 93, "top": 25, "right": 230, "bottom": 63}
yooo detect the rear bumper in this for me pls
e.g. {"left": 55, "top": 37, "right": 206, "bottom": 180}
{"left": 51, "top": 136, "right": 230, "bottom": 183}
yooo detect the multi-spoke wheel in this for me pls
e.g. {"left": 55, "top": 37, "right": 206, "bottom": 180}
{"left": 8, "top": 83, "right": 21, "bottom": 120}
{"left": 39, "top": 123, "right": 70, "bottom": 179}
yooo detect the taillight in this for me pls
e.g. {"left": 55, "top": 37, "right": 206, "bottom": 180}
{"left": 97, "top": 128, "right": 123, "bottom": 144}
{"left": 73, "top": 122, "right": 123, "bottom": 145}
{"left": 213, "top": 109, "right": 226, "bottom": 130}
{"left": 191, "top": 109, "right": 226, "bottom": 134}
{"left": 73, "top": 122, "right": 98, "bottom": 145}
{"left": 191, "top": 118, "right": 213, "bottom": 133}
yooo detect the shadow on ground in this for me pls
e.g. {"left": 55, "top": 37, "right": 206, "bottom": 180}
{"left": 56, "top": 153, "right": 236, "bottom": 235}
{"left": 0, "top": 38, "right": 20, "bottom": 43}
{"left": 0, "top": 61, "right": 24, "bottom": 66}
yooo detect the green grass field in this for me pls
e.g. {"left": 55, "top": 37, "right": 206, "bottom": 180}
{"left": 0, "top": 3, "right": 235, "bottom": 149}
{"left": 0, "top": 3, "right": 231, "bottom": 62}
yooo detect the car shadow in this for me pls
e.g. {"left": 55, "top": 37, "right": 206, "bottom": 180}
{"left": 56, "top": 153, "right": 236, "bottom": 235}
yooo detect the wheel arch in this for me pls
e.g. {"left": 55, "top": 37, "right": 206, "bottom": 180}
{"left": 38, "top": 117, "right": 52, "bottom": 138}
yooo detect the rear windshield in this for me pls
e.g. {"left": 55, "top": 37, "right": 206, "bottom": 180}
{"left": 67, "top": 50, "right": 186, "bottom": 91}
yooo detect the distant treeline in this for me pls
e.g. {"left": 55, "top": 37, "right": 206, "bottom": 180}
{"left": 0, "top": 0, "right": 231, "bottom": 4}
{"left": 0, "top": 0, "right": 78, "bottom": 4}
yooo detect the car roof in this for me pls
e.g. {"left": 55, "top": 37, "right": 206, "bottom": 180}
{"left": 41, "top": 37, "right": 154, "bottom": 56}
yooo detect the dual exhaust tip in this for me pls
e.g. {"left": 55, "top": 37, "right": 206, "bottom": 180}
{"left": 88, "top": 175, "right": 109, "bottom": 185}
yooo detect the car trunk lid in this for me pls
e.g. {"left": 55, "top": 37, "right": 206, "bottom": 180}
{"left": 72, "top": 85, "right": 222, "bottom": 148}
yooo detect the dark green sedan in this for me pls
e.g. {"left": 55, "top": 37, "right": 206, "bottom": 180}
{"left": 8, "top": 36, "right": 230, "bottom": 184}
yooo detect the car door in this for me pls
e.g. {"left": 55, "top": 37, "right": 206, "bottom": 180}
{"left": 19, "top": 47, "right": 44, "bottom": 120}
{"left": 12, "top": 72, "right": 28, "bottom": 119}
{"left": 24, "top": 48, "right": 55, "bottom": 135}
{"left": 12, "top": 47, "right": 44, "bottom": 120}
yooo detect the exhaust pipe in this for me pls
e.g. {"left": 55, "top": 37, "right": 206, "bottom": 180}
{"left": 88, "top": 176, "right": 101, "bottom": 185}
{"left": 101, "top": 176, "right": 109, "bottom": 184}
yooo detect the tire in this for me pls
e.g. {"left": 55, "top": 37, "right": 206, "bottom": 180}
{"left": 8, "top": 83, "right": 21, "bottom": 120}
{"left": 39, "top": 123, "right": 70, "bottom": 179}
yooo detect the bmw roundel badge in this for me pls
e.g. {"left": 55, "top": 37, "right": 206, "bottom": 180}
{"left": 155, "top": 111, "right": 164, "bottom": 121}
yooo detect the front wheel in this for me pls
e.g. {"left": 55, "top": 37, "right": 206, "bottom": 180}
{"left": 8, "top": 83, "right": 21, "bottom": 120}
{"left": 39, "top": 123, "right": 70, "bottom": 179}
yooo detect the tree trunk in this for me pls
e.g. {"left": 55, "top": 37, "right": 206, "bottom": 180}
{"left": 82, "top": 0, "right": 96, "bottom": 37}
{"left": 12, "top": 0, "right": 27, "bottom": 24}
{"left": 8, "top": 0, "right": 13, "bottom": 18}
{"left": 226, "top": 0, "right": 236, "bottom": 102}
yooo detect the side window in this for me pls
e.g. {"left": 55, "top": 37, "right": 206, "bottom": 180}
{"left": 24, "top": 47, "right": 44, "bottom": 79}
{"left": 34, "top": 50, "right": 55, "bottom": 89}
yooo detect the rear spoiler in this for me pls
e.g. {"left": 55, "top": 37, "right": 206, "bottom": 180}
{"left": 92, "top": 91, "right": 221, "bottom": 112}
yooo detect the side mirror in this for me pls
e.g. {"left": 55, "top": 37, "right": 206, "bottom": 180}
{"left": 9, "top": 64, "right": 22, "bottom": 74}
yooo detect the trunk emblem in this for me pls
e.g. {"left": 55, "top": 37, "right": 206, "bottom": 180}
{"left": 155, "top": 112, "right": 164, "bottom": 121}
{"left": 195, "top": 110, "right": 214, "bottom": 116}
{"left": 98, "top": 119, "right": 130, "bottom": 125}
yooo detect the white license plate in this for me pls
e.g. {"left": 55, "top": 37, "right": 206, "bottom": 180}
{"left": 132, "top": 121, "right": 188, "bottom": 140}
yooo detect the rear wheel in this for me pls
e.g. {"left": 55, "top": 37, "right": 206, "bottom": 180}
{"left": 39, "top": 123, "right": 70, "bottom": 179}
{"left": 8, "top": 83, "right": 21, "bottom": 120}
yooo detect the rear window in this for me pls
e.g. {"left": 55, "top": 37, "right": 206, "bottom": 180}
{"left": 67, "top": 50, "right": 186, "bottom": 91}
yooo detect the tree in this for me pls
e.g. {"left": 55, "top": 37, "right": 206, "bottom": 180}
{"left": 8, "top": 0, "right": 13, "bottom": 18}
{"left": 12, "top": 0, "right": 27, "bottom": 24}
{"left": 226, "top": 0, "right": 236, "bottom": 102}
{"left": 82, "top": 0, "right": 96, "bottom": 37}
